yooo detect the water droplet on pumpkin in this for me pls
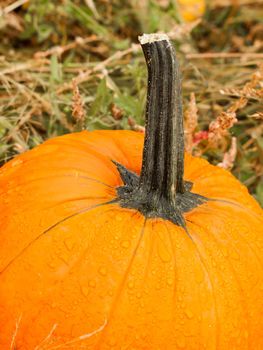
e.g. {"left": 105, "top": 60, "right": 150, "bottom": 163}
{"left": 48, "top": 261, "right": 56, "bottom": 269}
{"left": 51, "top": 302, "right": 57, "bottom": 308}
{"left": 166, "top": 278, "right": 173, "bottom": 286}
{"left": 115, "top": 215, "right": 122, "bottom": 221}
{"left": 7, "top": 180, "right": 15, "bottom": 187}
{"left": 211, "top": 259, "right": 217, "bottom": 267}
{"left": 98, "top": 266, "right": 107, "bottom": 276}
{"left": 136, "top": 292, "right": 142, "bottom": 299}
{"left": 88, "top": 280, "right": 96, "bottom": 288}
{"left": 127, "top": 281, "right": 134, "bottom": 290}
{"left": 221, "top": 246, "right": 228, "bottom": 257}
{"left": 157, "top": 243, "right": 171, "bottom": 263}
{"left": 108, "top": 338, "right": 117, "bottom": 346}
{"left": 64, "top": 237, "right": 75, "bottom": 251}
{"left": 121, "top": 240, "right": 130, "bottom": 248}
{"left": 180, "top": 302, "right": 186, "bottom": 309}
{"left": 81, "top": 286, "right": 89, "bottom": 297}
{"left": 185, "top": 309, "right": 194, "bottom": 319}
{"left": 195, "top": 269, "right": 204, "bottom": 284}
{"left": 140, "top": 300, "right": 145, "bottom": 308}
{"left": 244, "top": 330, "right": 249, "bottom": 339}
{"left": 176, "top": 335, "right": 186, "bottom": 348}
{"left": 155, "top": 283, "right": 161, "bottom": 290}
{"left": 57, "top": 251, "right": 70, "bottom": 265}
{"left": 230, "top": 249, "right": 240, "bottom": 260}
{"left": 2, "top": 197, "right": 8, "bottom": 204}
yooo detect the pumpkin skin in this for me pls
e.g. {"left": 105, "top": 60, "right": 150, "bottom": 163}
{"left": 0, "top": 129, "right": 263, "bottom": 350}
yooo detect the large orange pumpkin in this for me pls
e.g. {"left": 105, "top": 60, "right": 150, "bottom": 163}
{"left": 0, "top": 34, "right": 262, "bottom": 350}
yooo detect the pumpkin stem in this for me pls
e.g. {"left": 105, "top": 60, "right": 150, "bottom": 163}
{"left": 138, "top": 33, "right": 185, "bottom": 202}
{"left": 115, "top": 34, "right": 207, "bottom": 227}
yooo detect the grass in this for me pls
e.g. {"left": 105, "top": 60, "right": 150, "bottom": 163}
{"left": 0, "top": 0, "right": 262, "bottom": 205}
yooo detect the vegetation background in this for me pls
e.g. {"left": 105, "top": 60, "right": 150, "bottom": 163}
{"left": 0, "top": 0, "right": 262, "bottom": 205}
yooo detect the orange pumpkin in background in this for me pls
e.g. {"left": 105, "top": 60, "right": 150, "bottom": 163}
{"left": 0, "top": 34, "right": 262, "bottom": 350}
{"left": 177, "top": 0, "right": 206, "bottom": 22}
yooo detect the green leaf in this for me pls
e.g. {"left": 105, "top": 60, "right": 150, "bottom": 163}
{"left": 66, "top": 2, "right": 108, "bottom": 37}
{"left": 50, "top": 55, "right": 62, "bottom": 83}
{"left": 115, "top": 94, "right": 144, "bottom": 121}
{"left": 89, "top": 78, "right": 112, "bottom": 116}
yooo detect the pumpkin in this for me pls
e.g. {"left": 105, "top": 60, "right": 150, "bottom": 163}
{"left": 0, "top": 33, "right": 262, "bottom": 350}
{"left": 177, "top": 0, "right": 206, "bottom": 22}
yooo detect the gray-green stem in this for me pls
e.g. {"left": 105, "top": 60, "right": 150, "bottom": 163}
{"left": 138, "top": 33, "right": 185, "bottom": 203}
{"left": 114, "top": 34, "right": 207, "bottom": 228}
